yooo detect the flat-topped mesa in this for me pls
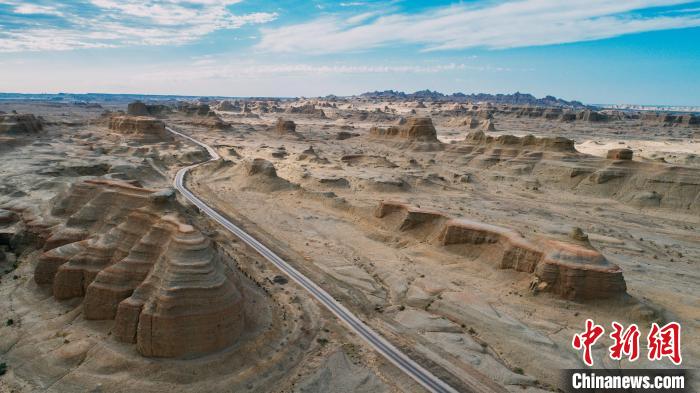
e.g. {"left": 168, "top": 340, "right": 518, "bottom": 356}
{"left": 214, "top": 100, "right": 238, "bottom": 111}
{"left": 275, "top": 118, "right": 297, "bottom": 134}
{"left": 0, "top": 113, "right": 43, "bottom": 134}
{"left": 438, "top": 219, "right": 544, "bottom": 273}
{"left": 374, "top": 201, "right": 447, "bottom": 233}
{"left": 127, "top": 101, "right": 149, "bottom": 116}
{"left": 108, "top": 115, "right": 172, "bottom": 142}
{"left": 127, "top": 101, "right": 171, "bottom": 117}
{"left": 285, "top": 103, "right": 327, "bottom": 118}
{"left": 576, "top": 110, "right": 608, "bottom": 122}
{"left": 464, "top": 131, "right": 576, "bottom": 153}
{"left": 536, "top": 240, "right": 626, "bottom": 300}
{"left": 374, "top": 201, "right": 626, "bottom": 300}
{"left": 370, "top": 117, "right": 439, "bottom": 142}
{"left": 642, "top": 112, "right": 700, "bottom": 126}
{"left": 23, "top": 179, "right": 247, "bottom": 358}
{"left": 607, "top": 148, "right": 633, "bottom": 160}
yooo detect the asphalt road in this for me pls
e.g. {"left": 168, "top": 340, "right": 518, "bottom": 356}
{"left": 166, "top": 126, "right": 498, "bottom": 393}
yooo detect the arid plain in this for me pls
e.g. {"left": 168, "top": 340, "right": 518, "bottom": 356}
{"left": 0, "top": 95, "right": 698, "bottom": 392}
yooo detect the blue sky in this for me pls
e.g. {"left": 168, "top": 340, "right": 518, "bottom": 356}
{"left": 1, "top": 0, "right": 699, "bottom": 105}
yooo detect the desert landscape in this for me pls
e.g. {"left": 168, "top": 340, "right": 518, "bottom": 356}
{"left": 0, "top": 92, "right": 697, "bottom": 392}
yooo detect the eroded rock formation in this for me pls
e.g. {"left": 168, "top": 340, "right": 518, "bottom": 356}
{"left": 463, "top": 131, "right": 576, "bottom": 152}
{"left": 207, "top": 158, "right": 299, "bottom": 193}
{"left": 0, "top": 113, "right": 43, "bottom": 134}
{"left": 607, "top": 148, "right": 633, "bottom": 160}
{"left": 108, "top": 116, "right": 171, "bottom": 142}
{"left": 375, "top": 201, "right": 626, "bottom": 300}
{"left": 9, "top": 179, "right": 245, "bottom": 358}
{"left": 276, "top": 118, "right": 297, "bottom": 134}
{"left": 370, "top": 117, "right": 439, "bottom": 142}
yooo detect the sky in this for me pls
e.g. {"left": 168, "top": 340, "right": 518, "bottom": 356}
{"left": 1, "top": 0, "right": 699, "bottom": 105}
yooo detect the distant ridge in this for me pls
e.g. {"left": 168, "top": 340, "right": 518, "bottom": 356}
{"left": 355, "top": 89, "right": 587, "bottom": 108}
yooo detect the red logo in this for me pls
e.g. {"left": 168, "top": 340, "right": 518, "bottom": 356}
{"left": 647, "top": 322, "right": 682, "bottom": 365}
{"left": 609, "top": 322, "right": 640, "bottom": 361}
{"left": 573, "top": 320, "right": 682, "bottom": 366}
{"left": 572, "top": 319, "right": 605, "bottom": 366}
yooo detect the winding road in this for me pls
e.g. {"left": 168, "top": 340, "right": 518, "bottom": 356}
{"left": 167, "top": 126, "right": 485, "bottom": 393}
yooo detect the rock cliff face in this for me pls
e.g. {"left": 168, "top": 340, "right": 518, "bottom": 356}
{"left": 276, "top": 118, "right": 297, "bottom": 134}
{"left": 108, "top": 116, "right": 171, "bottom": 142}
{"left": 127, "top": 101, "right": 172, "bottom": 116}
{"left": 463, "top": 131, "right": 576, "bottom": 152}
{"left": 606, "top": 148, "right": 633, "bottom": 160}
{"left": 285, "top": 103, "right": 326, "bottom": 118}
{"left": 370, "top": 117, "right": 439, "bottom": 142}
{"left": 375, "top": 201, "right": 626, "bottom": 300}
{"left": 0, "top": 113, "right": 43, "bottom": 134}
{"left": 127, "top": 101, "right": 149, "bottom": 116}
{"left": 9, "top": 179, "right": 245, "bottom": 358}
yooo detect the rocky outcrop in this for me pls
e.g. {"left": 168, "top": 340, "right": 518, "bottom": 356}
{"left": 370, "top": 117, "right": 439, "bottom": 142}
{"left": 174, "top": 102, "right": 231, "bottom": 129}
{"left": 127, "top": 101, "right": 171, "bottom": 117}
{"left": 0, "top": 113, "right": 43, "bottom": 134}
{"left": 642, "top": 112, "right": 700, "bottom": 126}
{"left": 111, "top": 219, "right": 244, "bottom": 358}
{"left": 276, "top": 118, "right": 297, "bottom": 134}
{"left": 285, "top": 103, "right": 327, "bottom": 118}
{"left": 606, "top": 148, "right": 633, "bottom": 160}
{"left": 460, "top": 116, "right": 493, "bottom": 130}
{"left": 15, "top": 179, "right": 246, "bottom": 358}
{"left": 215, "top": 100, "right": 238, "bottom": 112}
{"left": 375, "top": 201, "right": 626, "bottom": 300}
{"left": 463, "top": 131, "right": 576, "bottom": 152}
{"left": 108, "top": 116, "right": 171, "bottom": 142}
{"left": 127, "top": 101, "right": 149, "bottom": 116}
{"left": 208, "top": 158, "right": 299, "bottom": 193}
{"left": 577, "top": 110, "right": 608, "bottom": 122}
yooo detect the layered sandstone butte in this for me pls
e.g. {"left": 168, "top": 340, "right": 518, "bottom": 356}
{"left": 606, "top": 148, "right": 633, "bottom": 160}
{"left": 108, "top": 115, "right": 171, "bottom": 142}
{"left": 642, "top": 112, "right": 699, "bottom": 126}
{"left": 215, "top": 100, "right": 238, "bottom": 111}
{"left": 127, "top": 101, "right": 149, "bottom": 116}
{"left": 370, "top": 117, "right": 439, "bottom": 142}
{"left": 463, "top": 131, "right": 576, "bottom": 152}
{"left": 127, "top": 101, "right": 171, "bottom": 116}
{"left": 0, "top": 113, "right": 43, "bottom": 134}
{"left": 276, "top": 118, "right": 297, "bottom": 134}
{"left": 285, "top": 103, "right": 327, "bottom": 118}
{"left": 375, "top": 201, "right": 626, "bottom": 300}
{"left": 16, "top": 179, "right": 245, "bottom": 358}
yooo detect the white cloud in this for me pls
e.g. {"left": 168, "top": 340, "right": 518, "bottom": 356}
{"left": 0, "top": 0, "right": 277, "bottom": 52}
{"left": 257, "top": 0, "right": 700, "bottom": 54}
{"left": 13, "top": 4, "right": 64, "bottom": 16}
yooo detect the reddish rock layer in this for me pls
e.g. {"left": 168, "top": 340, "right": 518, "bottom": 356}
{"left": 276, "top": 118, "right": 297, "bottom": 134}
{"left": 370, "top": 117, "right": 439, "bottom": 142}
{"left": 464, "top": 131, "right": 576, "bottom": 152}
{"left": 17, "top": 179, "right": 245, "bottom": 358}
{"left": 108, "top": 115, "right": 171, "bottom": 141}
{"left": 606, "top": 148, "right": 633, "bottom": 160}
{"left": 375, "top": 201, "right": 626, "bottom": 300}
